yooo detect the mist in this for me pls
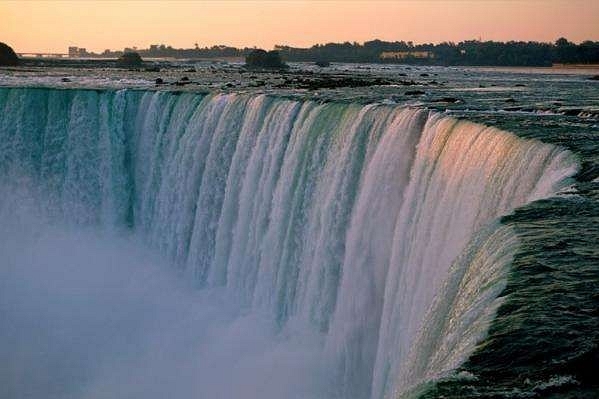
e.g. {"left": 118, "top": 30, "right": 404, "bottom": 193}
{"left": 0, "top": 183, "right": 330, "bottom": 399}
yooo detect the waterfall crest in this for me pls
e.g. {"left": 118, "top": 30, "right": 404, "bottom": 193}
{"left": 0, "top": 88, "right": 578, "bottom": 398}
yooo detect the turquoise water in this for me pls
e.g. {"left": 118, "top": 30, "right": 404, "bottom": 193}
{"left": 0, "top": 81, "right": 597, "bottom": 398}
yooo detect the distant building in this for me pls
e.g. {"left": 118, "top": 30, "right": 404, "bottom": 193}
{"left": 68, "top": 47, "right": 88, "bottom": 57}
{"left": 380, "top": 51, "right": 434, "bottom": 60}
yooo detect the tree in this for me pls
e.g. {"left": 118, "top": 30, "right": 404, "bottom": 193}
{"left": 0, "top": 42, "right": 19, "bottom": 66}
{"left": 116, "top": 52, "right": 143, "bottom": 68}
{"left": 245, "top": 49, "right": 287, "bottom": 69}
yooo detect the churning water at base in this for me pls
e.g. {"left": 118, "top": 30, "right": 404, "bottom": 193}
{"left": 0, "top": 88, "right": 578, "bottom": 398}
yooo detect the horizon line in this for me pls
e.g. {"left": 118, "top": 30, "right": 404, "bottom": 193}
{"left": 12, "top": 36, "right": 599, "bottom": 54}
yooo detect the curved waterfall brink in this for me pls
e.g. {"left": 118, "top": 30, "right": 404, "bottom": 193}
{"left": 0, "top": 88, "right": 578, "bottom": 398}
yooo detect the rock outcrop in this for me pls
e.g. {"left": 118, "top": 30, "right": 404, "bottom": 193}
{"left": 245, "top": 49, "right": 287, "bottom": 69}
{"left": 0, "top": 42, "right": 19, "bottom": 66}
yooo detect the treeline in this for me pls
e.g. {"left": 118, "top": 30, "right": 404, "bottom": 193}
{"left": 96, "top": 44, "right": 250, "bottom": 59}
{"left": 139, "top": 44, "right": 248, "bottom": 59}
{"left": 87, "top": 38, "right": 598, "bottom": 66}
{"left": 275, "top": 38, "right": 599, "bottom": 66}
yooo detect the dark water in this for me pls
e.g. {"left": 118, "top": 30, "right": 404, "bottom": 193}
{"left": 421, "top": 70, "right": 599, "bottom": 398}
{"left": 421, "top": 194, "right": 599, "bottom": 398}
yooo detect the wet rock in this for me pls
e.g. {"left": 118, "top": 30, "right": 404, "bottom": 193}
{"left": 588, "top": 75, "right": 599, "bottom": 81}
{"left": 505, "top": 98, "right": 517, "bottom": 103}
{"left": 405, "top": 90, "right": 425, "bottom": 96}
{"left": 61, "top": 77, "right": 71, "bottom": 82}
{"left": 145, "top": 65, "right": 160, "bottom": 72}
{"left": 560, "top": 108, "right": 582, "bottom": 116}
{"left": 431, "top": 97, "right": 461, "bottom": 103}
{"left": 283, "top": 76, "right": 393, "bottom": 90}
{"left": 420, "top": 73, "right": 430, "bottom": 77}
{"left": 155, "top": 78, "right": 164, "bottom": 84}
{"left": 398, "top": 80, "right": 418, "bottom": 86}
{"left": 315, "top": 60, "right": 330, "bottom": 67}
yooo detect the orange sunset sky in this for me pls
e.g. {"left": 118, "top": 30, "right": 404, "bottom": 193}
{"left": 1, "top": 0, "right": 599, "bottom": 53}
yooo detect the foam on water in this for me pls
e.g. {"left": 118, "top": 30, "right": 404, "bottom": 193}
{"left": 0, "top": 88, "right": 578, "bottom": 398}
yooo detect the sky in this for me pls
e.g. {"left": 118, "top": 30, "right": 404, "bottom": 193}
{"left": 1, "top": 0, "right": 599, "bottom": 53}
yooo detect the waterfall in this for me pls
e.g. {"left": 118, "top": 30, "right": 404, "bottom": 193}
{"left": 0, "top": 87, "right": 578, "bottom": 398}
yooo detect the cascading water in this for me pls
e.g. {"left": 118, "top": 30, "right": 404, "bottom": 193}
{"left": 0, "top": 87, "right": 578, "bottom": 399}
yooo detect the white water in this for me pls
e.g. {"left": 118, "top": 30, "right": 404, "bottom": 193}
{"left": 0, "top": 88, "right": 578, "bottom": 398}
